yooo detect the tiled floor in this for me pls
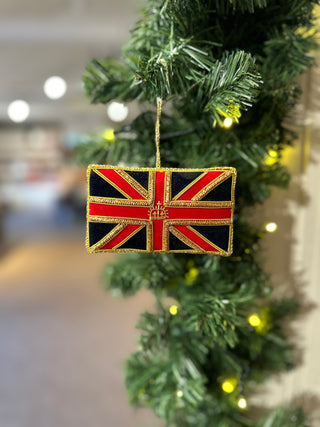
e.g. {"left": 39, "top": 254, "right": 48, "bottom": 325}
{"left": 0, "top": 236, "right": 161, "bottom": 427}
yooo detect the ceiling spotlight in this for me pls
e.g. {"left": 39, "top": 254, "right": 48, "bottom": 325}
{"left": 7, "top": 100, "right": 30, "bottom": 123}
{"left": 44, "top": 76, "right": 67, "bottom": 99}
{"left": 107, "top": 101, "right": 128, "bottom": 122}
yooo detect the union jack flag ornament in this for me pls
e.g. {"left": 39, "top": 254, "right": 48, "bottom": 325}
{"left": 86, "top": 165, "right": 236, "bottom": 255}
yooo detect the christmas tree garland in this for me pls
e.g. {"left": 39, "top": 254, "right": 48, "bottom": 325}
{"left": 79, "top": 1, "right": 319, "bottom": 425}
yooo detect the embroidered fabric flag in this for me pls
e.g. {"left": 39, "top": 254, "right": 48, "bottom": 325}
{"left": 86, "top": 165, "right": 236, "bottom": 255}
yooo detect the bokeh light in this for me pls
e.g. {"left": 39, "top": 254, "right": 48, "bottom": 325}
{"left": 238, "top": 397, "right": 247, "bottom": 409}
{"left": 169, "top": 305, "right": 178, "bottom": 316}
{"left": 265, "top": 222, "right": 278, "bottom": 233}
{"left": 44, "top": 76, "right": 67, "bottom": 99}
{"left": 221, "top": 378, "right": 238, "bottom": 394}
{"left": 7, "top": 100, "right": 30, "bottom": 123}
{"left": 107, "top": 101, "right": 129, "bottom": 122}
{"left": 223, "top": 117, "right": 233, "bottom": 128}
{"left": 248, "top": 314, "right": 261, "bottom": 327}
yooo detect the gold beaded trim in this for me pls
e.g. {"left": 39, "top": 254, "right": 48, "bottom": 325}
{"left": 171, "top": 171, "right": 207, "bottom": 201}
{"left": 192, "top": 169, "right": 234, "bottom": 201}
{"left": 168, "top": 225, "right": 203, "bottom": 252}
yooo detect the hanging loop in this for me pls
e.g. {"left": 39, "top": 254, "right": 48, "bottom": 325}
{"left": 155, "top": 97, "right": 162, "bottom": 169}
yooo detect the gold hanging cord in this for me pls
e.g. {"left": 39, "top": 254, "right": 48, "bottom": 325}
{"left": 155, "top": 97, "right": 162, "bottom": 168}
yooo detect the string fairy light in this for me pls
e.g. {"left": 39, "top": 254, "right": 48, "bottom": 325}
{"left": 248, "top": 313, "right": 261, "bottom": 327}
{"left": 264, "top": 148, "right": 279, "bottom": 166}
{"left": 221, "top": 378, "right": 238, "bottom": 394}
{"left": 169, "top": 305, "right": 178, "bottom": 316}
{"left": 238, "top": 397, "right": 247, "bottom": 409}
{"left": 248, "top": 308, "right": 272, "bottom": 335}
{"left": 185, "top": 267, "right": 199, "bottom": 285}
{"left": 223, "top": 117, "right": 233, "bottom": 128}
{"left": 103, "top": 128, "right": 115, "bottom": 141}
{"left": 265, "top": 222, "right": 278, "bottom": 233}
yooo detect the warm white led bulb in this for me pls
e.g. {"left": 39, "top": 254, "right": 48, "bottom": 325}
{"left": 238, "top": 397, "right": 247, "bottom": 409}
{"left": 44, "top": 76, "right": 67, "bottom": 99}
{"left": 7, "top": 100, "right": 30, "bottom": 123}
{"left": 107, "top": 102, "right": 129, "bottom": 122}
{"left": 265, "top": 222, "right": 278, "bottom": 233}
{"left": 223, "top": 117, "right": 233, "bottom": 128}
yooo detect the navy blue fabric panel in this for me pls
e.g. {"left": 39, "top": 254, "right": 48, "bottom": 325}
{"left": 201, "top": 177, "right": 232, "bottom": 201}
{"left": 125, "top": 170, "right": 149, "bottom": 191}
{"left": 118, "top": 226, "right": 147, "bottom": 250}
{"left": 90, "top": 170, "right": 127, "bottom": 199}
{"left": 171, "top": 171, "right": 203, "bottom": 199}
{"left": 89, "top": 222, "right": 117, "bottom": 247}
{"left": 169, "top": 232, "right": 193, "bottom": 251}
{"left": 191, "top": 225, "right": 230, "bottom": 251}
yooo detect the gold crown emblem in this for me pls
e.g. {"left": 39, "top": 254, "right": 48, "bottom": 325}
{"left": 149, "top": 201, "right": 168, "bottom": 220}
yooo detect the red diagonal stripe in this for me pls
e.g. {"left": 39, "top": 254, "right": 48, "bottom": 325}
{"left": 97, "top": 169, "right": 146, "bottom": 200}
{"left": 173, "top": 225, "right": 219, "bottom": 252}
{"left": 101, "top": 224, "right": 142, "bottom": 250}
{"left": 167, "top": 207, "right": 232, "bottom": 220}
{"left": 175, "top": 171, "right": 224, "bottom": 200}
{"left": 89, "top": 203, "right": 150, "bottom": 219}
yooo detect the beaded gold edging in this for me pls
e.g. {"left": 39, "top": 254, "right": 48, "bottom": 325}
{"left": 94, "top": 169, "right": 132, "bottom": 199}
{"left": 87, "top": 217, "right": 150, "bottom": 253}
{"left": 88, "top": 222, "right": 153, "bottom": 253}
{"left": 167, "top": 200, "right": 233, "bottom": 208}
{"left": 86, "top": 165, "right": 237, "bottom": 255}
{"left": 88, "top": 216, "right": 148, "bottom": 224}
{"left": 88, "top": 164, "right": 236, "bottom": 174}
{"left": 192, "top": 169, "right": 234, "bottom": 201}
{"left": 89, "top": 197, "right": 151, "bottom": 207}
{"left": 171, "top": 171, "right": 207, "bottom": 201}
{"left": 166, "top": 218, "right": 232, "bottom": 226}
{"left": 113, "top": 224, "right": 145, "bottom": 250}
{"left": 168, "top": 225, "right": 203, "bottom": 252}
{"left": 88, "top": 223, "right": 126, "bottom": 252}
{"left": 187, "top": 224, "right": 232, "bottom": 256}
{"left": 116, "top": 168, "right": 150, "bottom": 200}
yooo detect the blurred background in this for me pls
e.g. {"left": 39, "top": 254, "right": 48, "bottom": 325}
{"left": 0, "top": 1, "right": 319, "bottom": 426}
